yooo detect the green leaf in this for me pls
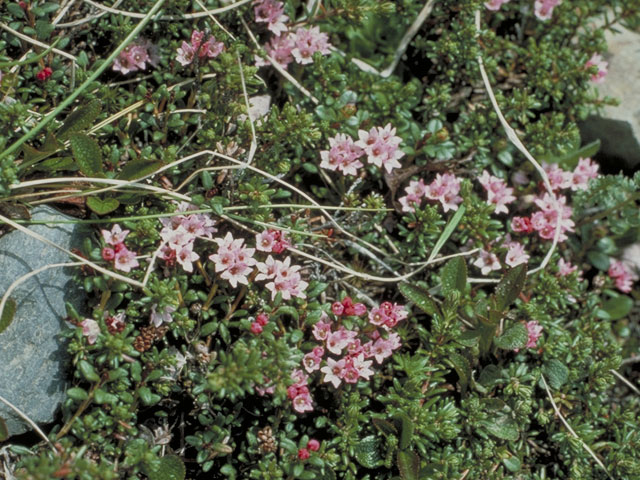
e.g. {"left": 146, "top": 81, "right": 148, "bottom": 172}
{"left": 543, "top": 139, "right": 601, "bottom": 170}
{"left": 398, "top": 283, "right": 440, "bottom": 317}
{"left": 481, "top": 414, "right": 519, "bottom": 441}
{"left": 494, "top": 265, "right": 527, "bottom": 311}
{"left": 428, "top": 205, "right": 466, "bottom": 262}
{"left": 397, "top": 450, "right": 420, "bottom": 480}
{"left": 138, "top": 386, "right": 161, "bottom": 406}
{"left": 447, "top": 352, "right": 471, "bottom": 393}
{"left": 602, "top": 295, "right": 633, "bottom": 320}
{"left": 273, "top": 306, "right": 299, "bottom": 322}
{"left": 502, "top": 456, "right": 521, "bottom": 473}
{"left": 478, "top": 323, "right": 497, "bottom": 357}
{"left": 146, "top": 455, "right": 186, "bottom": 480}
{"left": 66, "top": 387, "right": 89, "bottom": 401}
{"left": 494, "top": 323, "right": 528, "bottom": 350}
{"left": 78, "top": 360, "right": 100, "bottom": 382}
{"left": 117, "top": 159, "right": 164, "bottom": 180}
{"left": 57, "top": 100, "right": 102, "bottom": 141}
{"left": 22, "top": 144, "right": 56, "bottom": 166}
{"left": 372, "top": 418, "right": 397, "bottom": 436}
{"left": 354, "top": 436, "right": 383, "bottom": 469}
{"left": 478, "top": 365, "right": 504, "bottom": 388}
{"left": 86, "top": 196, "right": 120, "bottom": 215}
{"left": 200, "top": 321, "right": 218, "bottom": 337}
{"left": 69, "top": 133, "right": 104, "bottom": 177}
{"left": 587, "top": 251, "right": 610, "bottom": 271}
{"left": 34, "top": 156, "right": 76, "bottom": 173}
{"left": 543, "top": 359, "right": 569, "bottom": 389}
{"left": 394, "top": 412, "right": 414, "bottom": 450}
{"left": 0, "top": 417, "right": 8, "bottom": 441}
{"left": 0, "top": 299, "right": 17, "bottom": 334}
{"left": 440, "top": 257, "right": 467, "bottom": 295}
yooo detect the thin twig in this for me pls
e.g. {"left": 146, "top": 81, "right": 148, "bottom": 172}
{"left": 0, "top": 395, "right": 55, "bottom": 452}
{"left": 83, "top": 0, "right": 252, "bottom": 20}
{"left": 540, "top": 375, "right": 613, "bottom": 479}
{"left": 0, "top": 23, "right": 77, "bottom": 63}
{"left": 610, "top": 369, "right": 640, "bottom": 396}
{"left": 236, "top": 53, "right": 257, "bottom": 167}
{"left": 56, "top": 0, "right": 124, "bottom": 28}
{"left": 194, "top": 0, "right": 236, "bottom": 40}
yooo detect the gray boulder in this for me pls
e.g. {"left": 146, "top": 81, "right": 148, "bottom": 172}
{"left": 580, "top": 25, "right": 640, "bottom": 171}
{"left": 0, "top": 206, "right": 89, "bottom": 437}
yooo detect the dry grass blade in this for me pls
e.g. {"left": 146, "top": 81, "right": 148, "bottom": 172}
{"left": 0, "top": 395, "right": 55, "bottom": 452}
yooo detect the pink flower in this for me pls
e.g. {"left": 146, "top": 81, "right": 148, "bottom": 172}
{"left": 258, "top": 34, "right": 295, "bottom": 68}
{"left": 307, "top": 439, "right": 320, "bottom": 451}
{"left": 250, "top": 322, "right": 263, "bottom": 334}
{"left": 504, "top": 241, "right": 529, "bottom": 268}
{"left": 608, "top": 260, "right": 635, "bottom": 293}
{"left": 319, "top": 133, "right": 365, "bottom": 176}
{"left": 524, "top": 321, "right": 543, "bottom": 349}
{"left": 256, "top": 313, "right": 269, "bottom": 326}
{"left": 355, "top": 124, "right": 404, "bottom": 173}
{"left": 150, "top": 304, "right": 176, "bottom": 328}
{"left": 352, "top": 354, "right": 374, "bottom": 380}
{"left": 478, "top": 170, "right": 516, "bottom": 214}
{"left": 102, "top": 224, "right": 130, "bottom": 246}
{"left": 102, "top": 247, "right": 115, "bottom": 261}
{"left": 557, "top": 258, "right": 578, "bottom": 277}
{"left": 531, "top": 193, "right": 574, "bottom": 242}
{"left": 312, "top": 319, "right": 332, "bottom": 341}
{"left": 253, "top": 0, "right": 289, "bottom": 35}
{"left": 511, "top": 216, "right": 534, "bottom": 234}
{"left": 543, "top": 162, "right": 573, "bottom": 191}
{"left": 570, "top": 157, "right": 599, "bottom": 191}
{"left": 209, "top": 232, "right": 256, "bottom": 288}
{"left": 114, "top": 246, "right": 139, "bottom": 273}
{"left": 302, "top": 352, "right": 322, "bottom": 373}
{"left": 80, "top": 319, "right": 100, "bottom": 344}
{"left": 425, "top": 173, "right": 463, "bottom": 212}
{"left": 176, "top": 30, "right": 224, "bottom": 67}
{"left": 534, "top": 0, "right": 561, "bottom": 21}
{"left": 297, "top": 448, "right": 310, "bottom": 460}
{"left": 292, "top": 393, "right": 313, "bottom": 413}
{"left": 585, "top": 53, "right": 608, "bottom": 84}
{"left": 256, "top": 230, "right": 277, "bottom": 252}
{"left": 326, "top": 330, "right": 351, "bottom": 355}
{"left": 199, "top": 36, "right": 224, "bottom": 58}
{"left": 176, "top": 243, "right": 199, "bottom": 273}
{"left": 290, "top": 26, "right": 331, "bottom": 65}
{"left": 36, "top": 67, "right": 53, "bottom": 81}
{"left": 321, "top": 357, "right": 345, "bottom": 388}
{"left": 398, "top": 179, "right": 427, "bottom": 212}
{"left": 113, "top": 39, "right": 156, "bottom": 74}
{"left": 484, "top": 0, "right": 511, "bottom": 9}
{"left": 370, "top": 337, "right": 395, "bottom": 364}
{"left": 473, "top": 249, "right": 502, "bottom": 275}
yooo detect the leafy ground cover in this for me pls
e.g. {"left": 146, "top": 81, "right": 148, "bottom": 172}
{"left": 1, "top": 0, "right": 640, "bottom": 478}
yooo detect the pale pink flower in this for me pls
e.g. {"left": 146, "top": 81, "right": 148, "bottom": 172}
{"left": 326, "top": 330, "right": 351, "bottom": 356}
{"left": 102, "top": 224, "right": 130, "bottom": 246}
{"left": 531, "top": 193, "right": 574, "bottom": 242}
{"left": 504, "top": 241, "right": 529, "bottom": 267}
{"left": 292, "top": 392, "right": 314, "bottom": 413}
{"left": 557, "top": 258, "right": 578, "bottom": 276}
{"left": 543, "top": 162, "right": 573, "bottom": 191}
{"left": 524, "top": 321, "right": 543, "bottom": 349}
{"left": 114, "top": 247, "right": 139, "bottom": 273}
{"left": 199, "top": 36, "right": 224, "bottom": 58}
{"left": 258, "top": 34, "right": 295, "bottom": 68}
{"left": 473, "top": 249, "right": 502, "bottom": 275}
{"left": 221, "top": 262, "right": 253, "bottom": 288}
{"left": 303, "top": 352, "right": 322, "bottom": 373}
{"left": 570, "top": 157, "right": 599, "bottom": 191}
{"left": 80, "top": 319, "right": 100, "bottom": 344}
{"left": 534, "top": 0, "right": 561, "bottom": 21}
{"left": 485, "top": 0, "right": 511, "bottom": 10}
{"left": 398, "top": 179, "right": 427, "bottom": 212}
{"left": 253, "top": 0, "right": 289, "bottom": 36}
{"left": 319, "top": 133, "right": 364, "bottom": 176}
{"left": 370, "top": 338, "right": 395, "bottom": 364}
{"left": 355, "top": 124, "right": 404, "bottom": 173}
{"left": 290, "top": 26, "right": 331, "bottom": 65}
{"left": 176, "top": 41, "right": 197, "bottom": 66}
{"left": 321, "top": 357, "right": 345, "bottom": 388}
{"left": 176, "top": 243, "right": 199, "bottom": 273}
{"left": 113, "top": 40, "right": 156, "bottom": 74}
{"left": 585, "top": 53, "right": 608, "bottom": 84}
{"left": 609, "top": 260, "right": 635, "bottom": 293}
{"left": 256, "top": 230, "right": 277, "bottom": 252}
{"left": 176, "top": 30, "right": 224, "bottom": 67}
{"left": 312, "top": 319, "right": 332, "bottom": 341}
{"left": 478, "top": 170, "right": 516, "bottom": 214}
{"left": 352, "top": 354, "right": 374, "bottom": 381}
{"left": 425, "top": 173, "right": 463, "bottom": 212}
{"left": 150, "top": 304, "right": 176, "bottom": 328}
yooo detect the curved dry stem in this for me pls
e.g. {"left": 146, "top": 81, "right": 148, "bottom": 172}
{"left": 474, "top": 10, "right": 561, "bottom": 276}
{"left": 83, "top": 0, "right": 253, "bottom": 20}
{"left": 0, "top": 214, "right": 144, "bottom": 288}
{"left": 236, "top": 53, "right": 258, "bottom": 167}
{"left": 0, "top": 394, "right": 55, "bottom": 452}
{"left": 540, "top": 375, "right": 613, "bottom": 479}
{"left": 610, "top": 369, "right": 640, "bottom": 396}
{"left": 0, "top": 262, "right": 84, "bottom": 332}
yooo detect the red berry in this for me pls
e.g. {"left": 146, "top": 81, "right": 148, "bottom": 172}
{"left": 36, "top": 67, "right": 52, "bottom": 81}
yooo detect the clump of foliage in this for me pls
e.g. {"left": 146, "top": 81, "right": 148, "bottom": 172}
{"left": 1, "top": 0, "right": 639, "bottom": 479}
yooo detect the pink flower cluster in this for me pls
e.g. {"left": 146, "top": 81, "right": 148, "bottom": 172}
{"left": 478, "top": 170, "right": 516, "bottom": 214}
{"left": 608, "top": 260, "right": 635, "bottom": 293}
{"left": 287, "top": 369, "right": 313, "bottom": 413}
{"left": 585, "top": 53, "right": 608, "bottom": 84}
{"left": 514, "top": 192, "right": 574, "bottom": 242}
{"left": 209, "top": 232, "right": 257, "bottom": 288}
{"left": 557, "top": 258, "right": 579, "bottom": 277}
{"left": 305, "top": 299, "right": 404, "bottom": 391}
{"left": 253, "top": 0, "right": 288, "bottom": 36}
{"left": 398, "top": 173, "right": 463, "bottom": 213}
{"left": 101, "top": 224, "right": 140, "bottom": 273}
{"left": 258, "top": 27, "right": 331, "bottom": 68}
{"left": 543, "top": 158, "right": 599, "bottom": 192}
{"left": 534, "top": 0, "right": 561, "bottom": 20}
{"left": 176, "top": 30, "right": 224, "bottom": 67}
{"left": 320, "top": 124, "right": 405, "bottom": 176}
{"left": 256, "top": 229, "right": 291, "bottom": 253}
{"left": 209, "top": 230, "right": 308, "bottom": 299}
{"left": 297, "top": 439, "right": 320, "bottom": 460}
{"left": 250, "top": 313, "right": 269, "bottom": 335}
{"left": 113, "top": 39, "right": 157, "bottom": 75}
{"left": 159, "top": 202, "right": 217, "bottom": 273}
{"left": 514, "top": 321, "right": 543, "bottom": 352}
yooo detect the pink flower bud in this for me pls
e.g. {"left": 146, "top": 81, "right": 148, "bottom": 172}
{"left": 307, "top": 439, "right": 320, "bottom": 451}
{"left": 256, "top": 313, "right": 269, "bottom": 326}
{"left": 101, "top": 247, "right": 115, "bottom": 261}
{"left": 250, "top": 322, "right": 263, "bottom": 335}
{"left": 331, "top": 301, "right": 344, "bottom": 316}
{"left": 297, "top": 448, "right": 310, "bottom": 460}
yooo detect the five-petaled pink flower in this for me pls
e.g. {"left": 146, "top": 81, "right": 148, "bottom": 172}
{"left": 80, "top": 318, "right": 100, "bottom": 344}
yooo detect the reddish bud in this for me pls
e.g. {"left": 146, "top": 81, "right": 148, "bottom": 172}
{"left": 256, "top": 313, "right": 269, "bottom": 326}
{"left": 19, "top": 2, "right": 28, "bottom": 9}
{"left": 113, "top": 242, "right": 126, "bottom": 253}
{"left": 297, "top": 448, "right": 310, "bottom": 460}
{"left": 307, "top": 439, "right": 320, "bottom": 451}
{"left": 331, "top": 301, "right": 344, "bottom": 316}
{"left": 36, "top": 67, "right": 52, "bottom": 81}
{"left": 101, "top": 247, "right": 115, "bottom": 261}
{"left": 250, "top": 322, "right": 263, "bottom": 335}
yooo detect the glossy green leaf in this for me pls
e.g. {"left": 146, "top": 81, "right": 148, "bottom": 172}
{"left": 117, "top": 159, "right": 164, "bottom": 180}
{"left": 146, "top": 455, "right": 186, "bottom": 480}
{"left": 86, "top": 196, "right": 120, "bottom": 215}
{"left": 69, "top": 133, "right": 104, "bottom": 177}
{"left": 602, "top": 295, "right": 633, "bottom": 320}
{"left": 397, "top": 450, "right": 420, "bottom": 480}
{"left": 66, "top": 387, "right": 89, "bottom": 401}
{"left": 440, "top": 257, "right": 467, "bottom": 295}
{"left": 494, "top": 265, "right": 527, "bottom": 312}
{"left": 481, "top": 414, "right": 519, "bottom": 441}
{"left": 354, "top": 436, "right": 383, "bottom": 469}
{"left": 399, "top": 283, "right": 440, "bottom": 317}
{"left": 0, "top": 299, "right": 16, "bottom": 334}
{"left": 494, "top": 323, "right": 528, "bottom": 350}
{"left": 543, "top": 359, "right": 569, "bottom": 389}
{"left": 57, "top": 100, "right": 102, "bottom": 141}
{"left": 447, "top": 352, "right": 471, "bottom": 393}
{"left": 394, "top": 412, "right": 414, "bottom": 450}
{"left": 503, "top": 456, "right": 521, "bottom": 473}
{"left": 78, "top": 360, "right": 100, "bottom": 382}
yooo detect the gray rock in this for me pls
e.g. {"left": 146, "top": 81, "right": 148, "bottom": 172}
{"left": 579, "top": 25, "right": 640, "bottom": 170}
{"left": 0, "top": 206, "right": 89, "bottom": 437}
